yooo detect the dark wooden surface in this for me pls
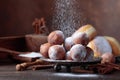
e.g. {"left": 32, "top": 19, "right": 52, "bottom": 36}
{"left": 0, "top": 36, "right": 26, "bottom": 51}
{"left": 0, "top": 36, "right": 27, "bottom": 59}
{"left": 0, "top": 62, "right": 120, "bottom": 80}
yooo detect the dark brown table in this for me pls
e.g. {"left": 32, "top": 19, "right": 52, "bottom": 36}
{"left": 0, "top": 61, "right": 120, "bottom": 80}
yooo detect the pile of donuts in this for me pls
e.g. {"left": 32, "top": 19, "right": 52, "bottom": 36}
{"left": 40, "top": 24, "right": 120, "bottom": 63}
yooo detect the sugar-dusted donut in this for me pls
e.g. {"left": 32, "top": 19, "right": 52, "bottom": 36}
{"left": 64, "top": 37, "right": 74, "bottom": 51}
{"left": 66, "top": 51, "right": 72, "bottom": 60}
{"left": 72, "top": 32, "right": 89, "bottom": 46}
{"left": 84, "top": 47, "right": 94, "bottom": 61}
{"left": 48, "top": 30, "right": 65, "bottom": 45}
{"left": 101, "top": 53, "right": 115, "bottom": 63}
{"left": 48, "top": 45, "right": 66, "bottom": 60}
{"left": 40, "top": 43, "right": 52, "bottom": 58}
{"left": 70, "top": 44, "right": 87, "bottom": 61}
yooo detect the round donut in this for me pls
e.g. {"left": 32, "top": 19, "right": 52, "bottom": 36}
{"left": 64, "top": 37, "right": 74, "bottom": 51}
{"left": 48, "top": 45, "right": 66, "bottom": 60}
{"left": 72, "top": 32, "right": 89, "bottom": 46}
{"left": 48, "top": 30, "right": 65, "bottom": 45}
{"left": 70, "top": 44, "right": 87, "bottom": 61}
{"left": 84, "top": 47, "right": 94, "bottom": 61}
{"left": 66, "top": 51, "right": 72, "bottom": 60}
{"left": 40, "top": 43, "right": 52, "bottom": 58}
{"left": 101, "top": 53, "right": 115, "bottom": 63}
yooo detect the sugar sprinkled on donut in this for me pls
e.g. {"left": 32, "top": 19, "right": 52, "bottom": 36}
{"left": 48, "top": 30, "right": 65, "bottom": 45}
{"left": 101, "top": 53, "right": 115, "bottom": 63}
{"left": 85, "top": 47, "right": 94, "bottom": 61}
{"left": 66, "top": 51, "right": 72, "bottom": 60}
{"left": 48, "top": 45, "right": 66, "bottom": 60}
{"left": 64, "top": 37, "right": 74, "bottom": 51}
{"left": 70, "top": 44, "right": 87, "bottom": 61}
{"left": 72, "top": 32, "right": 89, "bottom": 46}
{"left": 40, "top": 43, "right": 52, "bottom": 58}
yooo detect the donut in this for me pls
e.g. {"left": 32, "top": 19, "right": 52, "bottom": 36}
{"left": 48, "top": 30, "right": 65, "bottom": 45}
{"left": 104, "top": 36, "right": 120, "bottom": 56}
{"left": 73, "top": 24, "right": 97, "bottom": 41}
{"left": 70, "top": 44, "right": 87, "bottom": 61}
{"left": 48, "top": 45, "right": 66, "bottom": 60}
{"left": 84, "top": 47, "right": 94, "bottom": 61}
{"left": 101, "top": 53, "right": 115, "bottom": 63}
{"left": 87, "top": 36, "right": 112, "bottom": 57}
{"left": 66, "top": 51, "right": 72, "bottom": 60}
{"left": 64, "top": 37, "right": 74, "bottom": 51}
{"left": 40, "top": 43, "right": 52, "bottom": 58}
{"left": 72, "top": 32, "right": 89, "bottom": 46}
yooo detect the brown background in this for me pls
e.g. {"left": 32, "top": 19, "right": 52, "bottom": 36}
{"left": 0, "top": 0, "right": 120, "bottom": 41}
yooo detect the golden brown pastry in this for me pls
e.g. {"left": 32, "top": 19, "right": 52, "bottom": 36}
{"left": 87, "top": 36, "right": 112, "bottom": 57}
{"left": 48, "top": 30, "right": 65, "bottom": 45}
{"left": 73, "top": 24, "right": 97, "bottom": 41}
{"left": 69, "top": 44, "right": 87, "bottom": 61}
{"left": 48, "top": 45, "right": 66, "bottom": 60}
{"left": 40, "top": 43, "right": 52, "bottom": 58}
{"left": 104, "top": 36, "right": 120, "bottom": 56}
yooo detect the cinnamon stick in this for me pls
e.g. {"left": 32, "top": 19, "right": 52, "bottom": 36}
{"left": 32, "top": 64, "right": 54, "bottom": 71}
{"left": 88, "top": 63, "right": 120, "bottom": 74}
{"left": 16, "top": 59, "right": 50, "bottom": 71}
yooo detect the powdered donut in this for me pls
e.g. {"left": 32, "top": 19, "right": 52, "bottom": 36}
{"left": 70, "top": 44, "right": 87, "bottom": 61}
{"left": 101, "top": 53, "right": 115, "bottom": 63}
{"left": 87, "top": 36, "right": 112, "bottom": 57}
{"left": 66, "top": 51, "right": 72, "bottom": 60}
{"left": 72, "top": 32, "right": 89, "bottom": 46}
{"left": 40, "top": 43, "right": 52, "bottom": 58}
{"left": 84, "top": 47, "right": 94, "bottom": 61}
{"left": 73, "top": 24, "right": 97, "bottom": 41}
{"left": 64, "top": 37, "right": 74, "bottom": 51}
{"left": 48, "top": 45, "right": 66, "bottom": 60}
{"left": 48, "top": 30, "right": 65, "bottom": 45}
{"left": 104, "top": 36, "right": 120, "bottom": 56}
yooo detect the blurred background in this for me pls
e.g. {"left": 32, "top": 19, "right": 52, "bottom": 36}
{"left": 0, "top": 0, "right": 120, "bottom": 41}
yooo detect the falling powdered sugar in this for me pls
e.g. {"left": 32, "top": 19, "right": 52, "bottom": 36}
{"left": 52, "top": 0, "right": 86, "bottom": 37}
